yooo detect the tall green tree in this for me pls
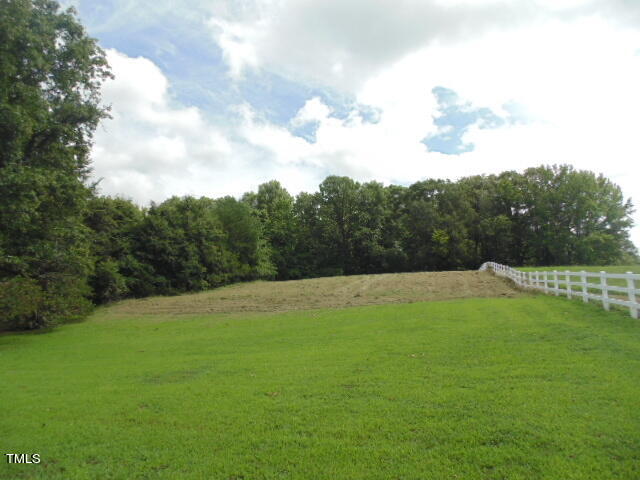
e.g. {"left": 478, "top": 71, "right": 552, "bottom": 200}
{"left": 378, "top": 184, "right": 409, "bottom": 272}
{"left": 520, "top": 165, "right": 635, "bottom": 265}
{"left": 290, "top": 191, "right": 323, "bottom": 279}
{"left": 0, "top": 0, "right": 111, "bottom": 329}
{"left": 132, "top": 197, "right": 230, "bottom": 295}
{"left": 242, "top": 181, "right": 295, "bottom": 279}
{"left": 316, "top": 176, "right": 362, "bottom": 275}
{"left": 84, "top": 197, "right": 143, "bottom": 304}
{"left": 351, "top": 181, "right": 388, "bottom": 273}
{"left": 401, "top": 180, "right": 474, "bottom": 271}
{"left": 214, "top": 196, "right": 275, "bottom": 280}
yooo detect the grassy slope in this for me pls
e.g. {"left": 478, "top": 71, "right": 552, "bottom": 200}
{"left": 2, "top": 296, "right": 640, "bottom": 479}
{"left": 106, "top": 270, "right": 522, "bottom": 316}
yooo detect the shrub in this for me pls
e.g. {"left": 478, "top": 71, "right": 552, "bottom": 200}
{"left": 0, "top": 277, "right": 44, "bottom": 330}
{"left": 0, "top": 275, "right": 92, "bottom": 331}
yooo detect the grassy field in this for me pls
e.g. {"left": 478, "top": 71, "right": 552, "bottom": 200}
{"left": 2, "top": 287, "right": 640, "bottom": 479}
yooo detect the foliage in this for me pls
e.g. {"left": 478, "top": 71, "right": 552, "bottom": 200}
{"left": 0, "top": 277, "right": 43, "bottom": 330}
{"left": 82, "top": 194, "right": 276, "bottom": 303}
{"left": 241, "top": 165, "right": 636, "bottom": 283}
{"left": 213, "top": 196, "right": 273, "bottom": 279}
{"left": 84, "top": 196, "right": 143, "bottom": 303}
{"left": 242, "top": 180, "right": 295, "bottom": 279}
{"left": 0, "top": 0, "right": 111, "bottom": 329}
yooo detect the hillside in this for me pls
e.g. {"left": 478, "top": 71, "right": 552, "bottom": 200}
{"left": 107, "top": 270, "right": 524, "bottom": 316}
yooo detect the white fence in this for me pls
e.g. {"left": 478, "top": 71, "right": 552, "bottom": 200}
{"left": 479, "top": 261, "right": 640, "bottom": 319}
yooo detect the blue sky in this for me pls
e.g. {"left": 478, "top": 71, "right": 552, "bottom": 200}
{"left": 64, "top": 0, "right": 640, "bottom": 247}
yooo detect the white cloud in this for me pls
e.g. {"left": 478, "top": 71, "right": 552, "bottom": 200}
{"left": 92, "top": 50, "right": 331, "bottom": 203}
{"left": 209, "top": 18, "right": 261, "bottom": 79}
{"left": 206, "top": 0, "right": 640, "bottom": 93}
{"left": 93, "top": 50, "right": 242, "bottom": 201}
{"left": 291, "top": 97, "right": 332, "bottom": 126}
{"left": 208, "top": 0, "right": 563, "bottom": 91}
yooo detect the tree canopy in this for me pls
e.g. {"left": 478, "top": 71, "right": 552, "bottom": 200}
{"left": 0, "top": 0, "right": 111, "bottom": 329}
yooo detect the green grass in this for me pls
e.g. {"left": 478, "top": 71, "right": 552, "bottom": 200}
{"left": 2, "top": 296, "right": 640, "bottom": 479}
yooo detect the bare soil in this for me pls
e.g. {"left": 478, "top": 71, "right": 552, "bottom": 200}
{"left": 107, "top": 270, "right": 524, "bottom": 316}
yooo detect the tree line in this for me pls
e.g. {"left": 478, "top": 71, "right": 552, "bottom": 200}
{"left": 1, "top": 1, "right": 637, "bottom": 330}
{"left": 86, "top": 168, "right": 637, "bottom": 301}
{"left": 3, "top": 166, "right": 637, "bottom": 331}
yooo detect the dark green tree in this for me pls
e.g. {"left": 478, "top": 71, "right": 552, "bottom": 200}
{"left": 316, "top": 176, "right": 362, "bottom": 275}
{"left": 291, "top": 191, "right": 323, "bottom": 278}
{"left": 0, "top": 0, "right": 111, "bottom": 329}
{"left": 214, "top": 196, "right": 275, "bottom": 280}
{"left": 351, "top": 181, "right": 388, "bottom": 273}
{"left": 520, "top": 165, "right": 635, "bottom": 265}
{"left": 242, "top": 180, "right": 294, "bottom": 279}
{"left": 84, "top": 197, "right": 143, "bottom": 304}
{"left": 131, "top": 197, "right": 231, "bottom": 295}
{"left": 378, "top": 184, "right": 409, "bottom": 272}
{"left": 402, "top": 180, "right": 474, "bottom": 271}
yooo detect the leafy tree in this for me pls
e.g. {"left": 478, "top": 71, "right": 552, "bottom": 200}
{"left": 132, "top": 197, "right": 231, "bottom": 295}
{"left": 519, "top": 165, "right": 634, "bottom": 265}
{"left": 214, "top": 196, "right": 275, "bottom": 280}
{"left": 291, "top": 192, "right": 323, "bottom": 278}
{"left": 378, "top": 184, "right": 409, "bottom": 272}
{"left": 316, "top": 176, "right": 362, "bottom": 275}
{"left": 243, "top": 181, "right": 296, "bottom": 279}
{"left": 351, "top": 181, "right": 388, "bottom": 273}
{"left": 402, "top": 180, "right": 474, "bottom": 271}
{"left": 129, "top": 196, "right": 274, "bottom": 297}
{"left": 0, "top": 0, "right": 111, "bottom": 329}
{"left": 84, "top": 197, "right": 143, "bottom": 303}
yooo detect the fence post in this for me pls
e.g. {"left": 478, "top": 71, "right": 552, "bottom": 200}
{"left": 627, "top": 273, "right": 638, "bottom": 319}
{"left": 566, "top": 271, "right": 572, "bottom": 299}
{"left": 600, "top": 271, "right": 610, "bottom": 311}
{"left": 527, "top": 271, "right": 532, "bottom": 288}
{"left": 581, "top": 271, "right": 588, "bottom": 303}
{"left": 553, "top": 270, "right": 559, "bottom": 295}
{"left": 543, "top": 271, "right": 549, "bottom": 293}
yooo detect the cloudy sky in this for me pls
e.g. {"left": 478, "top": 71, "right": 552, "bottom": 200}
{"left": 65, "top": 0, "right": 640, "bottom": 247}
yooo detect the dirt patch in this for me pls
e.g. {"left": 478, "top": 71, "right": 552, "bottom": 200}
{"left": 106, "top": 271, "right": 524, "bottom": 316}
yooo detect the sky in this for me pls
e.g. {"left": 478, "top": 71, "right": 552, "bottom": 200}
{"left": 63, "top": 0, "right": 640, "bottom": 248}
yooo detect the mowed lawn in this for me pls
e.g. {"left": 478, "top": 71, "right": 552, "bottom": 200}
{"left": 2, "top": 295, "right": 640, "bottom": 479}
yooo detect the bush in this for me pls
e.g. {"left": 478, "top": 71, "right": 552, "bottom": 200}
{"left": 0, "top": 275, "right": 92, "bottom": 331}
{"left": 0, "top": 277, "right": 44, "bottom": 330}
{"left": 90, "top": 259, "right": 129, "bottom": 304}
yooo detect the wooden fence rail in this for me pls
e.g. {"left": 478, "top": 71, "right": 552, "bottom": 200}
{"left": 479, "top": 262, "right": 639, "bottom": 319}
